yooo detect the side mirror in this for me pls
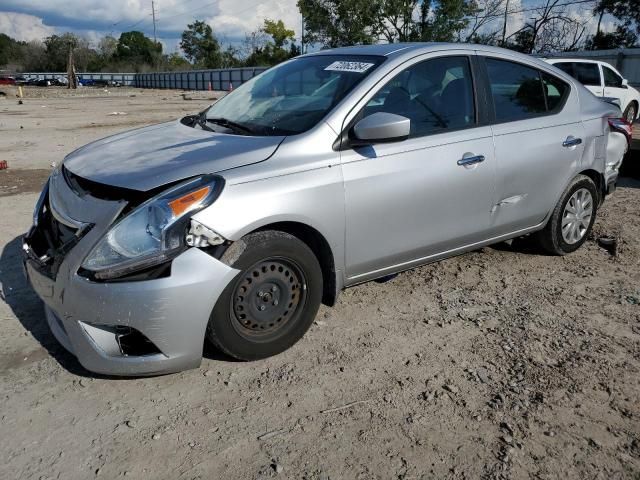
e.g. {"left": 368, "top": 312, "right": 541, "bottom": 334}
{"left": 622, "top": 78, "right": 629, "bottom": 88}
{"left": 352, "top": 112, "right": 410, "bottom": 145}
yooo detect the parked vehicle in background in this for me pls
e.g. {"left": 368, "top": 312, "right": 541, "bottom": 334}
{"left": 54, "top": 75, "right": 68, "bottom": 86}
{"left": 546, "top": 58, "right": 640, "bottom": 124}
{"left": 24, "top": 43, "right": 630, "bottom": 376}
{"left": 0, "top": 75, "right": 16, "bottom": 85}
{"left": 78, "top": 77, "right": 110, "bottom": 87}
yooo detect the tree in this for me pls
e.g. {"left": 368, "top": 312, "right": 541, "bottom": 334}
{"left": 263, "top": 19, "right": 296, "bottom": 49}
{"left": 422, "top": 0, "right": 478, "bottom": 41}
{"left": 243, "top": 19, "right": 300, "bottom": 66}
{"left": 44, "top": 33, "right": 80, "bottom": 71}
{"left": 297, "top": 0, "right": 380, "bottom": 47}
{"left": 299, "top": 0, "right": 479, "bottom": 46}
{"left": 221, "top": 45, "right": 244, "bottom": 67}
{"left": 115, "top": 31, "right": 162, "bottom": 68}
{"left": 595, "top": 0, "right": 640, "bottom": 35}
{"left": 164, "top": 52, "right": 192, "bottom": 70}
{"left": 180, "top": 21, "right": 222, "bottom": 68}
{"left": 502, "top": 0, "right": 589, "bottom": 54}
{"left": 97, "top": 36, "right": 118, "bottom": 59}
{"left": 20, "top": 41, "right": 48, "bottom": 71}
{"left": 586, "top": 26, "right": 638, "bottom": 50}
{"left": 464, "top": 0, "right": 505, "bottom": 43}
{"left": 377, "top": 0, "right": 421, "bottom": 42}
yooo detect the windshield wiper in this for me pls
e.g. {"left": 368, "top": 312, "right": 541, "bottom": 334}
{"left": 206, "top": 117, "right": 254, "bottom": 135}
{"left": 194, "top": 113, "right": 215, "bottom": 132}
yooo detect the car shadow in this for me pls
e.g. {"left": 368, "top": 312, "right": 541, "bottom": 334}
{"left": 0, "top": 235, "right": 91, "bottom": 376}
{"left": 620, "top": 137, "right": 640, "bottom": 182}
{"left": 488, "top": 236, "right": 547, "bottom": 256}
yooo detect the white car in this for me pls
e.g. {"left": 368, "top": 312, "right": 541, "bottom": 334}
{"left": 546, "top": 58, "right": 640, "bottom": 123}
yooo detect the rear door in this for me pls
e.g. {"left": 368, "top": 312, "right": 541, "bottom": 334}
{"left": 483, "top": 56, "right": 585, "bottom": 235}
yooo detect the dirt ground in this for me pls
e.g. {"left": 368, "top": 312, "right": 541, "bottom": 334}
{"left": 1, "top": 87, "right": 639, "bottom": 480}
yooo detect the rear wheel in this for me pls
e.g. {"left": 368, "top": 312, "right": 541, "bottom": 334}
{"left": 535, "top": 175, "right": 597, "bottom": 255}
{"left": 624, "top": 102, "right": 637, "bottom": 124}
{"left": 206, "top": 231, "right": 322, "bottom": 360}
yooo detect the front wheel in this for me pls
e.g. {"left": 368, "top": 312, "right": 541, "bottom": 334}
{"left": 206, "top": 230, "right": 323, "bottom": 360}
{"left": 534, "top": 175, "right": 598, "bottom": 255}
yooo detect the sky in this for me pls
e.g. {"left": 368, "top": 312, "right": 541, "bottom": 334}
{"left": 0, "top": 0, "right": 305, "bottom": 52}
{"left": 0, "top": 0, "right": 618, "bottom": 54}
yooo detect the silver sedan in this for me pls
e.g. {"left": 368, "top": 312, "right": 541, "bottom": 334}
{"left": 24, "top": 43, "right": 630, "bottom": 375}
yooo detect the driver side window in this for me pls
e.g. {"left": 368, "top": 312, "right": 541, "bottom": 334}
{"left": 360, "top": 56, "right": 476, "bottom": 138}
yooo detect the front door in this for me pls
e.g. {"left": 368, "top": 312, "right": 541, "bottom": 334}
{"left": 341, "top": 54, "right": 496, "bottom": 280}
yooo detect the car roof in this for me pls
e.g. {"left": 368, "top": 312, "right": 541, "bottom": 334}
{"left": 546, "top": 58, "right": 602, "bottom": 65}
{"left": 302, "top": 42, "right": 545, "bottom": 61}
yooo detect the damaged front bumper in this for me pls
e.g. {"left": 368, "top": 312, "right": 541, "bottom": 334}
{"left": 23, "top": 168, "right": 238, "bottom": 376}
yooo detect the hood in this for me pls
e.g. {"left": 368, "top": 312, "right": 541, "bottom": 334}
{"left": 63, "top": 120, "right": 285, "bottom": 191}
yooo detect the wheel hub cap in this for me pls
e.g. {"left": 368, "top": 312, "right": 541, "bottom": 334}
{"left": 232, "top": 259, "right": 304, "bottom": 335}
{"left": 561, "top": 188, "right": 593, "bottom": 245}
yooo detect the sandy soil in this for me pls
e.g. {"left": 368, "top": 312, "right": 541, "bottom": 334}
{"left": 0, "top": 87, "right": 639, "bottom": 480}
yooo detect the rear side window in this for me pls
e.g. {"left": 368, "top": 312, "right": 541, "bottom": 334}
{"left": 542, "top": 72, "right": 570, "bottom": 112}
{"left": 486, "top": 58, "right": 570, "bottom": 122}
{"left": 603, "top": 66, "right": 623, "bottom": 88}
{"left": 486, "top": 58, "right": 546, "bottom": 122}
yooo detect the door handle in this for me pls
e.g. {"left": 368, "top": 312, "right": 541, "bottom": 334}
{"left": 457, "top": 154, "right": 485, "bottom": 166}
{"left": 562, "top": 137, "right": 582, "bottom": 147}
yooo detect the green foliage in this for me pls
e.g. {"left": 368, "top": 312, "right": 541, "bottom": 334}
{"left": 298, "top": 0, "right": 477, "bottom": 46}
{"left": 44, "top": 33, "right": 78, "bottom": 70}
{"left": 180, "top": 20, "right": 222, "bottom": 68}
{"left": 115, "top": 31, "right": 162, "bottom": 68}
{"left": 297, "top": 0, "right": 380, "bottom": 47}
{"left": 423, "top": 0, "right": 477, "bottom": 42}
{"left": 164, "top": 52, "right": 192, "bottom": 70}
{"left": 263, "top": 19, "right": 296, "bottom": 49}
{"left": 596, "top": 0, "right": 640, "bottom": 35}
{"left": 243, "top": 18, "right": 300, "bottom": 66}
{"left": 0, "top": 33, "right": 24, "bottom": 67}
{"left": 586, "top": 26, "right": 638, "bottom": 50}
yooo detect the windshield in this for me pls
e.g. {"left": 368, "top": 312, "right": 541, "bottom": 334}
{"left": 205, "top": 55, "right": 385, "bottom": 136}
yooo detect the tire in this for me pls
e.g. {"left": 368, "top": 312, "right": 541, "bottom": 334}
{"left": 535, "top": 175, "right": 598, "bottom": 255}
{"left": 624, "top": 102, "right": 637, "bottom": 125}
{"left": 206, "top": 230, "right": 323, "bottom": 360}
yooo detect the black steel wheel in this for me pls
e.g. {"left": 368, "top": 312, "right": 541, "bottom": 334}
{"left": 206, "top": 230, "right": 323, "bottom": 360}
{"left": 230, "top": 258, "right": 307, "bottom": 339}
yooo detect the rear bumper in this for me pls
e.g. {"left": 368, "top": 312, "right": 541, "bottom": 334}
{"left": 25, "top": 247, "right": 239, "bottom": 376}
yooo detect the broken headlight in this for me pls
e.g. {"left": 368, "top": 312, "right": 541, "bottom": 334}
{"left": 82, "top": 175, "right": 223, "bottom": 279}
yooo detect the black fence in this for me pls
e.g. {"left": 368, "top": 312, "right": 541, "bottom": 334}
{"left": 134, "top": 67, "right": 268, "bottom": 90}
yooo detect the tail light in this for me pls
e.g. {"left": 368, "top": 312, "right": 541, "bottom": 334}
{"left": 608, "top": 117, "right": 633, "bottom": 146}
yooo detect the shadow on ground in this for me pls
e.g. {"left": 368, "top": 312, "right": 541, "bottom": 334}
{"left": 620, "top": 138, "right": 640, "bottom": 181}
{"left": 0, "top": 235, "right": 90, "bottom": 375}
